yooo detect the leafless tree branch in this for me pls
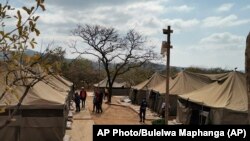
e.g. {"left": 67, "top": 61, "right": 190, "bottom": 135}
{"left": 71, "top": 24, "right": 156, "bottom": 102}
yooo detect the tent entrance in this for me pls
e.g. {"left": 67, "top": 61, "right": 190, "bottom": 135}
{"left": 190, "top": 110, "right": 199, "bottom": 125}
{"left": 188, "top": 102, "right": 210, "bottom": 125}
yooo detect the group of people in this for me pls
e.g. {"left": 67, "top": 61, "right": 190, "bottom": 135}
{"left": 92, "top": 88, "right": 105, "bottom": 113}
{"left": 73, "top": 87, "right": 108, "bottom": 113}
{"left": 73, "top": 86, "right": 148, "bottom": 123}
{"left": 74, "top": 87, "right": 87, "bottom": 112}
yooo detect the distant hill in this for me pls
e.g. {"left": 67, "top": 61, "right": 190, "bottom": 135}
{"left": 141, "top": 62, "right": 183, "bottom": 72}
{"left": 3, "top": 50, "right": 226, "bottom": 73}
{"left": 24, "top": 49, "right": 38, "bottom": 56}
{"left": 0, "top": 49, "right": 38, "bottom": 59}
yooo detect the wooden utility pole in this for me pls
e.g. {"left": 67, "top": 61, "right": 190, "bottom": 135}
{"left": 162, "top": 26, "right": 173, "bottom": 125}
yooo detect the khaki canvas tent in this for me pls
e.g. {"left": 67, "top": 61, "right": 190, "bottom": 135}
{"left": 177, "top": 72, "right": 248, "bottom": 125}
{"left": 152, "top": 71, "right": 229, "bottom": 116}
{"left": 55, "top": 75, "right": 73, "bottom": 87}
{"left": 94, "top": 77, "right": 128, "bottom": 88}
{"left": 94, "top": 77, "right": 130, "bottom": 96}
{"left": 0, "top": 74, "right": 73, "bottom": 141}
{"left": 130, "top": 72, "right": 166, "bottom": 111}
{"left": 154, "top": 71, "right": 228, "bottom": 94}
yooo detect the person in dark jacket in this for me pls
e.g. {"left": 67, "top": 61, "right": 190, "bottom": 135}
{"left": 139, "top": 98, "right": 147, "bottom": 123}
{"left": 98, "top": 89, "right": 103, "bottom": 113}
{"left": 93, "top": 88, "right": 98, "bottom": 113}
{"left": 74, "top": 92, "right": 81, "bottom": 112}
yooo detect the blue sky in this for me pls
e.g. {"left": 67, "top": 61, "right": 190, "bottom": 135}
{"left": 6, "top": 0, "right": 250, "bottom": 70}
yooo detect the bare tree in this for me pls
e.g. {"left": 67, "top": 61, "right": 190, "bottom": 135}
{"left": 71, "top": 24, "right": 156, "bottom": 103}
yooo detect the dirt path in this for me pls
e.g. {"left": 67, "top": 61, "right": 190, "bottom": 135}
{"left": 86, "top": 94, "right": 152, "bottom": 125}
{"left": 65, "top": 92, "right": 160, "bottom": 141}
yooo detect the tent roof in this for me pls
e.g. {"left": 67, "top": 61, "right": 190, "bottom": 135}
{"left": 93, "top": 77, "right": 128, "bottom": 88}
{"left": 153, "top": 77, "right": 171, "bottom": 94}
{"left": 0, "top": 74, "right": 71, "bottom": 108}
{"left": 168, "top": 71, "right": 213, "bottom": 95}
{"left": 43, "top": 75, "right": 71, "bottom": 94}
{"left": 22, "top": 80, "right": 67, "bottom": 106}
{"left": 133, "top": 72, "right": 166, "bottom": 91}
{"left": 179, "top": 72, "right": 247, "bottom": 112}
{"left": 194, "top": 72, "right": 229, "bottom": 81}
{"left": 54, "top": 75, "right": 73, "bottom": 87}
{"left": 153, "top": 71, "right": 228, "bottom": 95}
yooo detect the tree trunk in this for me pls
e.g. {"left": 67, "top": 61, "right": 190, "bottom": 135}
{"left": 245, "top": 32, "right": 250, "bottom": 124}
{"left": 107, "top": 87, "right": 112, "bottom": 104}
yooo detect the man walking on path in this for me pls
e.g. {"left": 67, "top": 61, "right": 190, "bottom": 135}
{"left": 80, "top": 87, "right": 87, "bottom": 109}
{"left": 139, "top": 98, "right": 147, "bottom": 123}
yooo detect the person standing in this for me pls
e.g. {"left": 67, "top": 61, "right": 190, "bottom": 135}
{"left": 93, "top": 89, "right": 98, "bottom": 113}
{"left": 80, "top": 87, "right": 87, "bottom": 109}
{"left": 104, "top": 88, "right": 108, "bottom": 100}
{"left": 98, "top": 89, "right": 103, "bottom": 113}
{"left": 74, "top": 92, "right": 80, "bottom": 112}
{"left": 161, "top": 102, "right": 165, "bottom": 118}
{"left": 139, "top": 98, "right": 147, "bottom": 123}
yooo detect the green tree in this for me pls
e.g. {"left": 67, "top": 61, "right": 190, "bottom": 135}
{"left": 43, "top": 46, "right": 66, "bottom": 73}
{"left": 161, "top": 66, "right": 180, "bottom": 77}
{"left": 120, "top": 64, "right": 155, "bottom": 86}
{"left": 62, "top": 58, "right": 99, "bottom": 89}
{"left": 185, "top": 66, "right": 229, "bottom": 74}
{"left": 0, "top": 0, "right": 47, "bottom": 129}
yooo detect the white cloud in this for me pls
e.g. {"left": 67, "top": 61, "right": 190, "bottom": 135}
{"left": 217, "top": 3, "right": 234, "bottom": 12}
{"left": 34, "top": 0, "right": 169, "bottom": 51}
{"left": 125, "top": 1, "right": 165, "bottom": 13}
{"left": 242, "top": 5, "right": 250, "bottom": 10}
{"left": 199, "top": 32, "right": 245, "bottom": 50}
{"left": 30, "top": 0, "right": 195, "bottom": 41}
{"left": 202, "top": 15, "right": 250, "bottom": 27}
{"left": 163, "top": 18, "right": 200, "bottom": 33}
{"left": 181, "top": 46, "right": 244, "bottom": 70}
{"left": 40, "top": 12, "right": 76, "bottom": 25}
{"left": 38, "top": 0, "right": 193, "bottom": 35}
{"left": 67, "top": 1, "right": 167, "bottom": 37}
{"left": 184, "top": 33, "right": 245, "bottom": 70}
{"left": 169, "top": 5, "right": 194, "bottom": 12}
{"left": 8, "top": 0, "right": 249, "bottom": 70}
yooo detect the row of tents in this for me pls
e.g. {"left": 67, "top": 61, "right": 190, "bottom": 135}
{"left": 93, "top": 77, "right": 131, "bottom": 96}
{"left": 0, "top": 70, "right": 73, "bottom": 141}
{"left": 129, "top": 71, "right": 248, "bottom": 124}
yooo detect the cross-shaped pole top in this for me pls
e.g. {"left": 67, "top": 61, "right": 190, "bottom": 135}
{"left": 161, "top": 25, "right": 173, "bottom": 125}
{"left": 163, "top": 26, "right": 173, "bottom": 45}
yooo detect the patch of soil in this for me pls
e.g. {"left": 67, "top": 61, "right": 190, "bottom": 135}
{"left": 86, "top": 96, "right": 150, "bottom": 125}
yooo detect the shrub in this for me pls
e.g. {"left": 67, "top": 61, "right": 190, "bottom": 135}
{"left": 152, "top": 119, "right": 165, "bottom": 125}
